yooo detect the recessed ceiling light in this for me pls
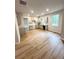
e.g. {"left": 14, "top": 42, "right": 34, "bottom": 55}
{"left": 31, "top": 10, "right": 34, "bottom": 13}
{"left": 46, "top": 9, "right": 49, "bottom": 11}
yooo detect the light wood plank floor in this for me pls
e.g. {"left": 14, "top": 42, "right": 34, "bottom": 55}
{"left": 15, "top": 29, "right": 64, "bottom": 59}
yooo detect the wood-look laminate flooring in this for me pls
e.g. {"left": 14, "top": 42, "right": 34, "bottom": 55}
{"left": 15, "top": 29, "right": 64, "bottom": 59}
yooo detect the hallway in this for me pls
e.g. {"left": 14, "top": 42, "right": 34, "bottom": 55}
{"left": 15, "top": 29, "right": 64, "bottom": 59}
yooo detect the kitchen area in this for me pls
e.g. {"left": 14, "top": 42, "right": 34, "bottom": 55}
{"left": 16, "top": 13, "right": 48, "bottom": 37}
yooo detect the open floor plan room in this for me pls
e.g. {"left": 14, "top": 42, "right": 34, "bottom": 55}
{"left": 15, "top": 0, "right": 64, "bottom": 59}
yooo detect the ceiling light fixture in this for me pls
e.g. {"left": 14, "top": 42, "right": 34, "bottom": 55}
{"left": 31, "top": 10, "right": 34, "bottom": 13}
{"left": 46, "top": 9, "right": 49, "bottom": 11}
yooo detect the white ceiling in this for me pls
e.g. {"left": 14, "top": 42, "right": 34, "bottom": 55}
{"left": 15, "top": 0, "right": 64, "bottom": 16}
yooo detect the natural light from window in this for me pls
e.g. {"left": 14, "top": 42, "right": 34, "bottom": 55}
{"left": 51, "top": 14, "right": 59, "bottom": 27}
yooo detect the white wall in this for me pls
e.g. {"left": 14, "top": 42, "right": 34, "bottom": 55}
{"left": 15, "top": 15, "right": 20, "bottom": 44}
{"left": 39, "top": 9, "right": 64, "bottom": 35}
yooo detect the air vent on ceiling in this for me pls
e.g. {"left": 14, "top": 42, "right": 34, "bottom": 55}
{"left": 20, "top": 0, "right": 27, "bottom": 5}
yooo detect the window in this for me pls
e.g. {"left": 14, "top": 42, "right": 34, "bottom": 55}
{"left": 51, "top": 14, "right": 59, "bottom": 27}
{"left": 24, "top": 18, "right": 28, "bottom": 26}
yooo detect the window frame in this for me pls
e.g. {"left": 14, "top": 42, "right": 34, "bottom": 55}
{"left": 51, "top": 14, "right": 60, "bottom": 27}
